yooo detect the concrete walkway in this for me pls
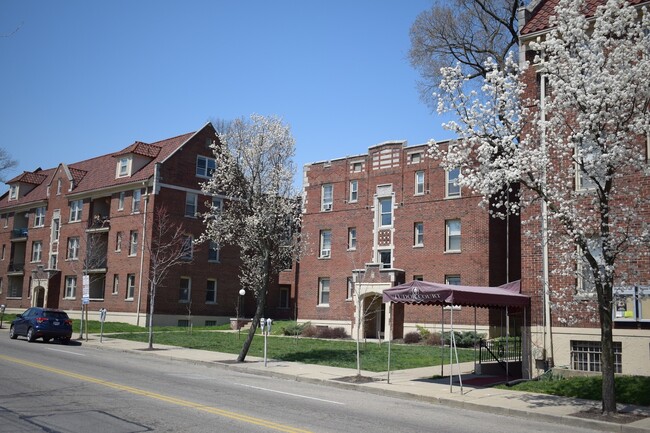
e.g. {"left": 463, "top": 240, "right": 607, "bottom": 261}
{"left": 5, "top": 327, "right": 650, "bottom": 433}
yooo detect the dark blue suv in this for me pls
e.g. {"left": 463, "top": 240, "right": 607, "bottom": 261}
{"left": 9, "top": 307, "right": 73, "bottom": 344}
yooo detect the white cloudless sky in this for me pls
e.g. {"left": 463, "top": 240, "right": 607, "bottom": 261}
{"left": 1, "top": 0, "right": 454, "bottom": 188}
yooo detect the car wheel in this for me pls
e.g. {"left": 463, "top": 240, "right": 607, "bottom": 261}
{"left": 9, "top": 325, "right": 18, "bottom": 339}
{"left": 26, "top": 327, "right": 36, "bottom": 342}
{"left": 60, "top": 338, "right": 70, "bottom": 345}
{"left": 43, "top": 337, "right": 51, "bottom": 343}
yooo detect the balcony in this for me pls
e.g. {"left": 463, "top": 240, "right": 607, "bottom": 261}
{"left": 10, "top": 228, "right": 28, "bottom": 241}
{"left": 87, "top": 215, "right": 110, "bottom": 232}
{"left": 8, "top": 261, "right": 25, "bottom": 275}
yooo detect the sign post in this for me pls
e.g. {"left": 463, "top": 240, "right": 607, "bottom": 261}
{"left": 99, "top": 308, "right": 107, "bottom": 343}
{"left": 0, "top": 304, "right": 5, "bottom": 329}
{"left": 82, "top": 275, "right": 90, "bottom": 341}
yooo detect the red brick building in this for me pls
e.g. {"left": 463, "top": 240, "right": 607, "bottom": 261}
{"left": 0, "top": 123, "right": 293, "bottom": 326}
{"left": 519, "top": 0, "right": 650, "bottom": 376}
{"left": 295, "top": 140, "right": 520, "bottom": 339}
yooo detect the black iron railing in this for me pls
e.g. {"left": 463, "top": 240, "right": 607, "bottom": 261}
{"left": 479, "top": 337, "right": 522, "bottom": 372}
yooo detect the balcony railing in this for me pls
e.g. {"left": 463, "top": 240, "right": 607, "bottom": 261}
{"left": 8, "top": 261, "right": 25, "bottom": 273}
{"left": 88, "top": 215, "right": 110, "bottom": 230}
{"left": 11, "top": 228, "right": 28, "bottom": 239}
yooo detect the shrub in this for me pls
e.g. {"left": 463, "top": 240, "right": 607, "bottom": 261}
{"left": 300, "top": 325, "right": 318, "bottom": 337}
{"left": 416, "top": 325, "right": 431, "bottom": 340}
{"left": 425, "top": 332, "right": 443, "bottom": 346}
{"left": 282, "top": 321, "right": 311, "bottom": 336}
{"left": 317, "top": 327, "right": 348, "bottom": 339}
{"left": 403, "top": 331, "right": 422, "bottom": 344}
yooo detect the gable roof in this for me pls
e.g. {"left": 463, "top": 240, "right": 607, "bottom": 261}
{"left": 521, "top": 0, "right": 648, "bottom": 36}
{"left": 0, "top": 124, "right": 213, "bottom": 209}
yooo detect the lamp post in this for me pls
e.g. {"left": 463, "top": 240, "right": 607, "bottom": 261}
{"left": 237, "top": 289, "right": 245, "bottom": 339}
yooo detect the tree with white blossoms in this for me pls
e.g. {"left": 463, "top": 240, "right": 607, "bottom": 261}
{"left": 201, "top": 114, "right": 302, "bottom": 362}
{"left": 431, "top": 0, "right": 650, "bottom": 414}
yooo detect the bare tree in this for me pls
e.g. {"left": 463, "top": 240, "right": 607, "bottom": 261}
{"left": 201, "top": 114, "right": 302, "bottom": 362}
{"left": 408, "top": 0, "right": 519, "bottom": 108}
{"left": 146, "top": 206, "right": 190, "bottom": 349}
{"left": 0, "top": 148, "right": 18, "bottom": 182}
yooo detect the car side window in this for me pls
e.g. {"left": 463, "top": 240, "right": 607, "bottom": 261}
{"left": 23, "top": 308, "right": 35, "bottom": 317}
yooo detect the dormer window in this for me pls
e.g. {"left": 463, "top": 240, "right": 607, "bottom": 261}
{"left": 117, "top": 157, "right": 131, "bottom": 178}
{"left": 8, "top": 185, "right": 18, "bottom": 201}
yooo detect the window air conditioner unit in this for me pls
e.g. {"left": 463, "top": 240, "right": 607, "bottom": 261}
{"left": 323, "top": 203, "right": 332, "bottom": 211}
{"left": 321, "top": 250, "right": 331, "bottom": 258}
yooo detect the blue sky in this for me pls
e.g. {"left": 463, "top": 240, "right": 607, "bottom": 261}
{"left": 1, "top": 1, "right": 452, "bottom": 188}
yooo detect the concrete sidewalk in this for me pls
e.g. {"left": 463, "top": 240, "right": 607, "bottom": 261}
{"left": 4, "top": 326, "right": 650, "bottom": 433}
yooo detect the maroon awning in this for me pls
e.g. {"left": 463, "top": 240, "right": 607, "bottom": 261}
{"left": 382, "top": 280, "right": 528, "bottom": 308}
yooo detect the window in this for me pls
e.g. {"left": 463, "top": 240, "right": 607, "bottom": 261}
{"left": 8, "top": 278, "right": 22, "bottom": 298}
{"left": 577, "top": 237, "right": 602, "bottom": 295}
{"left": 56, "top": 179, "right": 62, "bottom": 195}
{"left": 181, "top": 235, "right": 193, "bottom": 260}
{"left": 445, "top": 219, "right": 461, "bottom": 252}
{"left": 9, "top": 185, "right": 18, "bottom": 201}
{"left": 346, "top": 277, "right": 354, "bottom": 300}
{"left": 347, "top": 227, "right": 357, "bottom": 250}
{"left": 445, "top": 275, "right": 461, "bottom": 285}
{"left": 205, "top": 321, "right": 217, "bottom": 327}
{"left": 2, "top": 214, "right": 8, "bottom": 228}
{"left": 614, "top": 286, "right": 650, "bottom": 322}
{"left": 115, "top": 231, "right": 122, "bottom": 252}
{"left": 67, "top": 237, "right": 80, "bottom": 260}
{"left": 379, "top": 197, "right": 393, "bottom": 227}
{"left": 318, "top": 278, "right": 330, "bottom": 305}
{"left": 184, "top": 192, "right": 198, "bottom": 217}
{"left": 132, "top": 189, "right": 142, "bottom": 213}
{"left": 279, "top": 286, "right": 289, "bottom": 309}
{"left": 413, "top": 275, "right": 424, "bottom": 281}
{"left": 211, "top": 197, "right": 222, "bottom": 213}
{"left": 349, "top": 180, "right": 358, "bottom": 203}
{"left": 196, "top": 156, "right": 216, "bottom": 178}
{"left": 179, "top": 277, "right": 191, "bottom": 302}
{"left": 126, "top": 274, "right": 136, "bottom": 299}
{"left": 410, "top": 152, "right": 422, "bottom": 164}
{"left": 206, "top": 279, "right": 217, "bottom": 303}
{"left": 129, "top": 230, "right": 138, "bottom": 256}
{"left": 575, "top": 140, "right": 601, "bottom": 191}
{"left": 49, "top": 254, "right": 57, "bottom": 270}
{"left": 319, "top": 230, "right": 331, "bottom": 258}
{"left": 118, "top": 192, "right": 125, "bottom": 211}
{"left": 64, "top": 276, "right": 77, "bottom": 299}
{"left": 415, "top": 171, "right": 425, "bottom": 195}
{"left": 1, "top": 244, "right": 5, "bottom": 260}
{"left": 352, "top": 162, "right": 362, "bottom": 172}
{"left": 0, "top": 277, "right": 2, "bottom": 295}
{"left": 34, "top": 207, "right": 46, "bottom": 227}
{"left": 31, "top": 241, "right": 42, "bottom": 262}
{"left": 118, "top": 157, "right": 130, "bottom": 177}
{"left": 446, "top": 168, "right": 461, "bottom": 198}
{"left": 414, "top": 222, "right": 424, "bottom": 246}
{"left": 321, "top": 184, "right": 333, "bottom": 211}
{"left": 112, "top": 274, "right": 119, "bottom": 295}
{"left": 208, "top": 241, "right": 219, "bottom": 262}
{"left": 69, "top": 200, "right": 83, "bottom": 222}
{"left": 379, "top": 250, "right": 391, "bottom": 268}
{"left": 51, "top": 217, "right": 60, "bottom": 242}
{"left": 571, "top": 341, "right": 621, "bottom": 373}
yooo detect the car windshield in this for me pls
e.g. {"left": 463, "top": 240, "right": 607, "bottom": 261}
{"left": 42, "top": 311, "right": 68, "bottom": 320}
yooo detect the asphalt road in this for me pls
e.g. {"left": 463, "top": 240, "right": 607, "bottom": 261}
{"left": 0, "top": 336, "right": 595, "bottom": 433}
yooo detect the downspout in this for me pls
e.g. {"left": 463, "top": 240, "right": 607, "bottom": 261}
{"left": 136, "top": 183, "right": 150, "bottom": 326}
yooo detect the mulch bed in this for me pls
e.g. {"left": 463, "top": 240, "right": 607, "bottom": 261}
{"left": 570, "top": 407, "right": 648, "bottom": 424}
{"left": 334, "top": 375, "right": 380, "bottom": 384}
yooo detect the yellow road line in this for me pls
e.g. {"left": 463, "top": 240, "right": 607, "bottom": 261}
{"left": 0, "top": 354, "right": 313, "bottom": 433}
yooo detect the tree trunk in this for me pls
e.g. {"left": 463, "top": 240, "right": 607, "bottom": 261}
{"left": 599, "top": 292, "right": 617, "bottom": 414}
{"left": 238, "top": 253, "right": 271, "bottom": 362}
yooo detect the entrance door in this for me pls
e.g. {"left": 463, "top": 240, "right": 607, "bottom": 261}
{"left": 363, "top": 295, "right": 384, "bottom": 339}
{"left": 34, "top": 287, "right": 45, "bottom": 307}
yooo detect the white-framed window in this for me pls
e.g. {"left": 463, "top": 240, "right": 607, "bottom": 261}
{"left": 181, "top": 235, "right": 193, "bottom": 260}
{"left": 2, "top": 214, "right": 8, "bottom": 228}
{"left": 206, "top": 279, "right": 217, "bottom": 303}
{"left": 379, "top": 197, "right": 393, "bottom": 227}
{"left": 414, "top": 275, "right": 424, "bottom": 281}
{"left": 69, "top": 200, "right": 83, "bottom": 222}
{"left": 56, "top": 179, "right": 62, "bottom": 195}
{"left": 445, "top": 219, "right": 461, "bottom": 252}
{"left": 318, "top": 277, "right": 330, "bottom": 305}
{"left": 415, "top": 171, "right": 425, "bottom": 195}
{"left": 321, "top": 184, "right": 333, "bottom": 211}
{"left": 51, "top": 217, "right": 60, "bottom": 242}
{"left": 49, "top": 254, "right": 57, "bottom": 270}
{"left": 349, "top": 180, "right": 358, "bottom": 203}
{"left": 31, "top": 241, "right": 42, "bottom": 262}
{"left": 0, "top": 277, "right": 3, "bottom": 295}
{"left": 66, "top": 237, "right": 79, "bottom": 260}
{"left": 185, "top": 192, "right": 197, "bottom": 217}
{"left": 211, "top": 197, "right": 223, "bottom": 214}
{"left": 378, "top": 250, "right": 391, "bottom": 268}
{"left": 575, "top": 140, "right": 601, "bottom": 191}
{"left": 34, "top": 207, "right": 46, "bottom": 227}
{"left": 115, "top": 231, "right": 122, "bottom": 252}
{"left": 64, "top": 276, "right": 77, "bottom": 299}
{"left": 112, "top": 274, "right": 119, "bottom": 295}
{"left": 179, "top": 277, "right": 191, "bottom": 302}
{"left": 319, "top": 229, "right": 331, "bottom": 258}
{"left": 446, "top": 167, "right": 461, "bottom": 198}
{"left": 132, "top": 189, "right": 142, "bottom": 213}
{"left": 410, "top": 152, "right": 422, "bottom": 164}
{"left": 571, "top": 340, "right": 621, "bottom": 373}
{"left": 208, "top": 241, "right": 220, "bottom": 262}
{"left": 346, "top": 277, "right": 354, "bottom": 300}
{"left": 9, "top": 185, "right": 18, "bottom": 201}
{"left": 196, "top": 155, "right": 216, "bottom": 178}
{"left": 347, "top": 227, "right": 357, "bottom": 250}
{"left": 414, "top": 222, "right": 424, "bottom": 246}
{"left": 118, "top": 157, "right": 130, "bottom": 177}
{"left": 445, "top": 275, "right": 461, "bottom": 285}
{"left": 126, "top": 274, "right": 136, "bottom": 299}
{"left": 352, "top": 162, "right": 362, "bottom": 172}
{"left": 129, "top": 230, "right": 138, "bottom": 256}
{"left": 279, "top": 286, "right": 289, "bottom": 309}
{"left": 118, "top": 192, "right": 125, "bottom": 211}
{"left": 577, "top": 237, "right": 602, "bottom": 295}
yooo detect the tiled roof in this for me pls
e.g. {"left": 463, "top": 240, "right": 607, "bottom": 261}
{"left": 521, "top": 0, "right": 648, "bottom": 35}
{"left": 0, "top": 128, "right": 201, "bottom": 208}
{"left": 7, "top": 170, "right": 48, "bottom": 185}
